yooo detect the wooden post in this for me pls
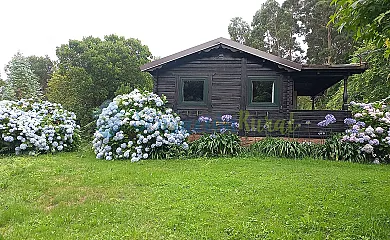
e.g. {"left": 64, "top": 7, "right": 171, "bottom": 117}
{"left": 342, "top": 76, "right": 348, "bottom": 110}
{"left": 311, "top": 96, "right": 315, "bottom": 110}
{"left": 153, "top": 71, "right": 158, "bottom": 94}
{"left": 239, "top": 57, "right": 247, "bottom": 136}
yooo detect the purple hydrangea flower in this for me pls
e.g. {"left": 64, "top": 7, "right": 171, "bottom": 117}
{"left": 325, "top": 114, "right": 336, "bottom": 124}
{"left": 198, "top": 116, "right": 212, "bottom": 123}
{"left": 231, "top": 122, "right": 239, "bottom": 129}
{"left": 361, "top": 144, "right": 374, "bottom": 153}
{"left": 344, "top": 118, "right": 356, "bottom": 125}
{"left": 318, "top": 114, "right": 336, "bottom": 127}
{"left": 375, "top": 127, "right": 384, "bottom": 134}
{"left": 317, "top": 120, "right": 327, "bottom": 127}
{"left": 356, "top": 121, "right": 366, "bottom": 127}
{"left": 369, "top": 139, "right": 380, "bottom": 145}
{"left": 221, "top": 115, "right": 232, "bottom": 122}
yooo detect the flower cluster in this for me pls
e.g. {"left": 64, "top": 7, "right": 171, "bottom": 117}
{"left": 92, "top": 89, "right": 189, "bottom": 161}
{"left": 198, "top": 116, "right": 212, "bottom": 123}
{"left": 317, "top": 114, "right": 337, "bottom": 127}
{"left": 0, "top": 99, "right": 80, "bottom": 155}
{"left": 342, "top": 99, "right": 390, "bottom": 162}
{"left": 198, "top": 114, "right": 239, "bottom": 134}
{"left": 221, "top": 114, "right": 232, "bottom": 122}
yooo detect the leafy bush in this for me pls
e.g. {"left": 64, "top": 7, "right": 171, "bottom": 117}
{"left": 342, "top": 98, "right": 390, "bottom": 163}
{"left": 189, "top": 132, "right": 242, "bottom": 157}
{"left": 0, "top": 99, "right": 80, "bottom": 155}
{"left": 188, "top": 115, "right": 241, "bottom": 157}
{"left": 246, "top": 135, "right": 366, "bottom": 162}
{"left": 322, "top": 134, "right": 367, "bottom": 163}
{"left": 92, "top": 89, "right": 189, "bottom": 161}
{"left": 248, "top": 138, "right": 321, "bottom": 159}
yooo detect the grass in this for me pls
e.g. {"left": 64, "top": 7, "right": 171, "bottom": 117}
{"left": 1, "top": 151, "right": 390, "bottom": 239}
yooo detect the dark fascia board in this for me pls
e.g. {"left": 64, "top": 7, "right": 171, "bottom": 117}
{"left": 301, "top": 63, "right": 368, "bottom": 72}
{"left": 140, "top": 37, "right": 303, "bottom": 72}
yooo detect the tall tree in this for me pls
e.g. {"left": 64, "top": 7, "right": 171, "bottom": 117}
{"left": 2, "top": 52, "right": 41, "bottom": 100}
{"left": 302, "top": 0, "right": 355, "bottom": 64}
{"left": 331, "top": 0, "right": 390, "bottom": 58}
{"left": 48, "top": 67, "right": 95, "bottom": 124}
{"left": 228, "top": 17, "right": 251, "bottom": 45}
{"left": 326, "top": 45, "right": 390, "bottom": 109}
{"left": 26, "top": 55, "right": 54, "bottom": 95}
{"left": 250, "top": 0, "right": 303, "bottom": 61}
{"left": 47, "top": 34, "right": 153, "bottom": 125}
{"left": 0, "top": 74, "right": 4, "bottom": 97}
{"left": 280, "top": 0, "right": 305, "bottom": 61}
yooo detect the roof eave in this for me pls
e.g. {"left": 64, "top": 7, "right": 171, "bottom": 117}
{"left": 140, "top": 37, "right": 303, "bottom": 72}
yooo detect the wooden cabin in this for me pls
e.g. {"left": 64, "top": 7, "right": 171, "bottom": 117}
{"left": 140, "top": 37, "right": 366, "bottom": 137}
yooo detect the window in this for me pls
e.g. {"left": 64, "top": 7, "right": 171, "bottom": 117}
{"left": 248, "top": 77, "right": 278, "bottom": 107}
{"left": 183, "top": 80, "right": 204, "bottom": 102}
{"left": 179, "top": 77, "right": 208, "bottom": 105}
{"left": 252, "top": 81, "right": 274, "bottom": 103}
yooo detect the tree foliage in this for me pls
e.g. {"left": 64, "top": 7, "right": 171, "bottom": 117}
{"left": 250, "top": 0, "right": 303, "bottom": 61}
{"left": 0, "top": 75, "right": 4, "bottom": 96}
{"left": 331, "top": 0, "right": 390, "bottom": 58}
{"left": 227, "top": 0, "right": 389, "bottom": 109}
{"left": 47, "top": 34, "right": 153, "bottom": 126}
{"left": 325, "top": 0, "right": 390, "bottom": 108}
{"left": 228, "top": 0, "right": 355, "bottom": 63}
{"left": 2, "top": 52, "right": 41, "bottom": 100}
{"left": 26, "top": 55, "right": 54, "bottom": 95}
{"left": 302, "top": 0, "right": 355, "bottom": 64}
{"left": 326, "top": 45, "right": 390, "bottom": 109}
{"left": 228, "top": 17, "right": 251, "bottom": 44}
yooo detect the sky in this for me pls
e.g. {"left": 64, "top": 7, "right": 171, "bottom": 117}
{"left": 0, "top": 0, "right": 286, "bottom": 78}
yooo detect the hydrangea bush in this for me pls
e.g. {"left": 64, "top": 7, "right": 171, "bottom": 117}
{"left": 0, "top": 99, "right": 80, "bottom": 155}
{"left": 92, "top": 89, "right": 189, "bottom": 161}
{"left": 342, "top": 98, "right": 390, "bottom": 163}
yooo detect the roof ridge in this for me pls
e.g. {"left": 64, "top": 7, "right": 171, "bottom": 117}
{"left": 140, "top": 37, "right": 302, "bottom": 72}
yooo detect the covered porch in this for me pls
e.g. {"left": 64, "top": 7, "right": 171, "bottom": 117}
{"left": 287, "top": 64, "right": 366, "bottom": 138}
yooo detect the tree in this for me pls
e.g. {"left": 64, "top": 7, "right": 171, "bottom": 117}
{"left": 0, "top": 74, "right": 4, "bottom": 87}
{"left": 2, "top": 52, "right": 41, "bottom": 100}
{"left": 331, "top": 0, "right": 390, "bottom": 58}
{"left": 250, "top": 0, "right": 303, "bottom": 61}
{"left": 0, "top": 74, "right": 5, "bottom": 97}
{"left": 47, "top": 34, "right": 153, "bottom": 126}
{"left": 302, "top": 0, "right": 355, "bottom": 64}
{"left": 297, "top": 0, "right": 357, "bottom": 109}
{"left": 26, "top": 55, "right": 54, "bottom": 95}
{"left": 326, "top": 45, "right": 390, "bottom": 109}
{"left": 47, "top": 67, "right": 95, "bottom": 125}
{"left": 228, "top": 17, "right": 251, "bottom": 45}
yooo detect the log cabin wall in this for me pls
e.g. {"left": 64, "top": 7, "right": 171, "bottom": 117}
{"left": 142, "top": 38, "right": 365, "bottom": 138}
{"left": 152, "top": 47, "right": 294, "bottom": 136}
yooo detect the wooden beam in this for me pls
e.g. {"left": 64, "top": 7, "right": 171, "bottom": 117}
{"left": 311, "top": 96, "right": 315, "bottom": 110}
{"left": 342, "top": 76, "right": 348, "bottom": 110}
{"left": 239, "top": 57, "right": 247, "bottom": 136}
{"left": 153, "top": 70, "right": 158, "bottom": 94}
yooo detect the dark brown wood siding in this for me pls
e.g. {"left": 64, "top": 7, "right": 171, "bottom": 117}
{"left": 153, "top": 47, "right": 300, "bottom": 136}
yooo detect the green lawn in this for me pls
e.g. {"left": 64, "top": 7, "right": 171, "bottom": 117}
{"left": 1, "top": 151, "right": 390, "bottom": 239}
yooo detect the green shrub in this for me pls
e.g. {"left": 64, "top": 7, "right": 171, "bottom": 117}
{"left": 189, "top": 132, "right": 242, "bottom": 157}
{"left": 247, "top": 138, "right": 321, "bottom": 159}
{"left": 149, "top": 144, "right": 189, "bottom": 160}
{"left": 246, "top": 135, "right": 367, "bottom": 163}
{"left": 321, "top": 134, "right": 367, "bottom": 163}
